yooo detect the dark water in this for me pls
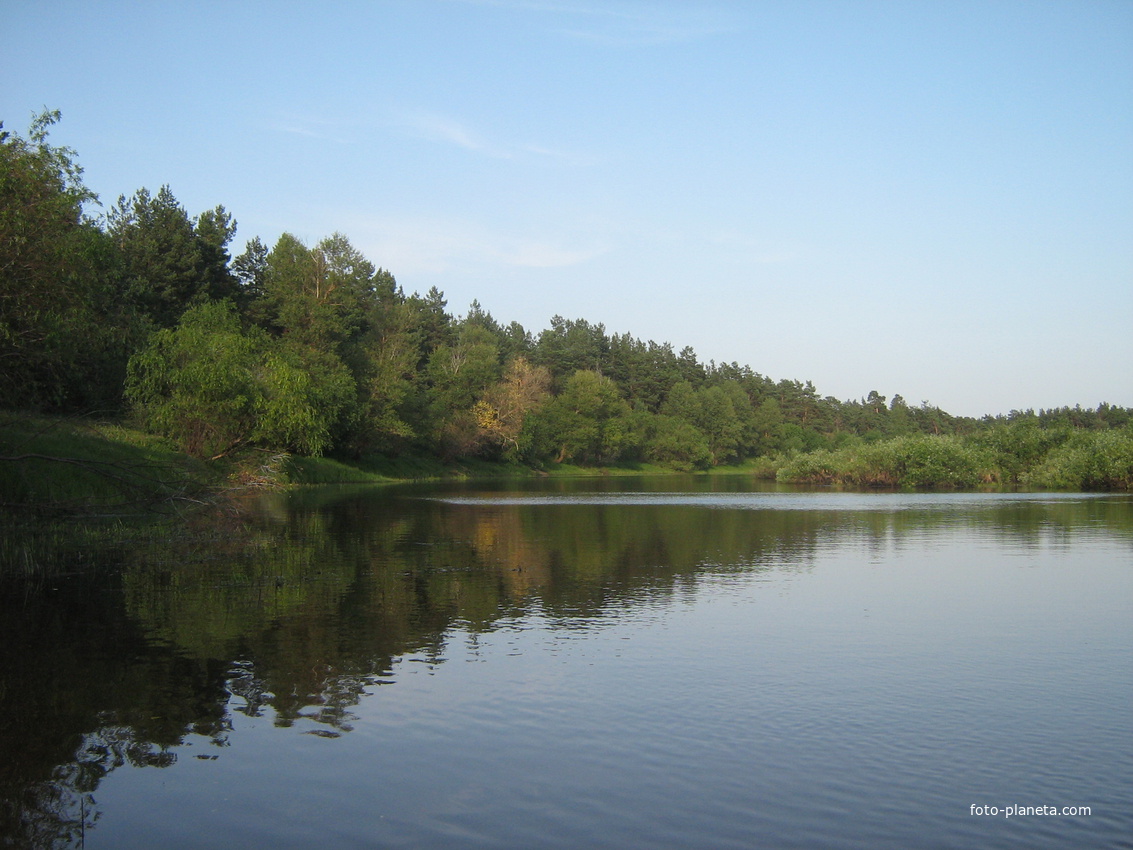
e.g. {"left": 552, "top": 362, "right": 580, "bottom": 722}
{"left": 2, "top": 478, "right": 1131, "bottom": 849}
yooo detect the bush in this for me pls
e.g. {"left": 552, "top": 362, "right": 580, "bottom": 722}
{"left": 775, "top": 449, "right": 842, "bottom": 484}
{"left": 644, "top": 414, "right": 712, "bottom": 471}
{"left": 874, "top": 435, "right": 997, "bottom": 488}
{"left": 125, "top": 301, "right": 260, "bottom": 457}
{"left": 777, "top": 435, "right": 998, "bottom": 488}
{"left": 1024, "top": 429, "right": 1133, "bottom": 490}
{"left": 125, "top": 301, "right": 353, "bottom": 458}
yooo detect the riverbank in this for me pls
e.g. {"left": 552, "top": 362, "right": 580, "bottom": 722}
{"left": 3, "top": 412, "right": 1130, "bottom": 519}
{"left": 0, "top": 413, "right": 756, "bottom": 515}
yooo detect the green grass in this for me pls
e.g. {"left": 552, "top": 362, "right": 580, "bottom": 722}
{"left": 0, "top": 412, "right": 214, "bottom": 513}
{"left": 704, "top": 457, "right": 781, "bottom": 479}
{"left": 541, "top": 460, "right": 678, "bottom": 477}
{"left": 281, "top": 455, "right": 391, "bottom": 484}
{"left": 342, "top": 451, "right": 536, "bottom": 481}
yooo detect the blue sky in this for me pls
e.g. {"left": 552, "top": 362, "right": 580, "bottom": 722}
{"left": 3, "top": 0, "right": 1130, "bottom": 417}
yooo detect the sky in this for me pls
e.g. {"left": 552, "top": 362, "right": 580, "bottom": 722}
{"left": 2, "top": 0, "right": 1131, "bottom": 417}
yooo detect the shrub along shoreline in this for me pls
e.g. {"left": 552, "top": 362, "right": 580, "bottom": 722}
{"left": 3, "top": 414, "right": 1130, "bottom": 522}
{"left": 772, "top": 429, "right": 1133, "bottom": 490}
{"left": 2, "top": 412, "right": 1130, "bottom": 576}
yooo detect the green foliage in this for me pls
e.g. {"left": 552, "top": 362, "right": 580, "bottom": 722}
{"left": 537, "top": 370, "right": 633, "bottom": 464}
{"left": 643, "top": 414, "right": 712, "bottom": 471}
{"left": 1024, "top": 429, "right": 1133, "bottom": 490}
{"left": 972, "top": 422, "right": 1070, "bottom": 485}
{"left": 125, "top": 301, "right": 262, "bottom": 457}
{"left": 125, "top": 302, "right": 352, "bottom": 458}
{"left": 661, "top": 381, "right": 746, "bottom": 464}
{"left": 433, "top": 324, "right": 501, "bottom": 404}
{"left": 3, "top": 110, "right": 1130, "bottom": 489}
{"left": 344, "top": 289, "right": 419, "bottom": 452}
{"left": 880, "top": 435, "right": 997, "bottom": 488}
{"left": 777, "top": 435, "right": 998, "bottom": 488}
{"left": 256, "top": 232, "right": 369, "bottom": 348}
{"left": 474, "top": 356, "right": 552, "bottom": 461}
{"left": 775, "top": 448, "right": 842, "bottom": 485}
{"left": 232, "top": 235, "right": 268, "bottom": 308}
{"left": 0, "top": 110, "right": 133, "bottom": 410}
{"left": 698, "top": 385, "right": 743, "bottom": 463}
{"left": 107, "top": 185, "right": 234, "bottom": 328}
{"left": 534, "top": 316, "right": 609, "bottom": 387}
{"left": 750, "top": 397, "right": 785, "bottom": 455}
{"left": 255, "top": 344, "right": 355, "bottom": 456}
{"left": 606, "top": 334, "right": 682, "bottom": 412}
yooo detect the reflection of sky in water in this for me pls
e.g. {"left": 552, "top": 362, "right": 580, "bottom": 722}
{"left": 427, "top": 491, "right": 1113, "bottom": 510}
{"left": 6, "top": 485, "right": 1131, "bottom": 849}
{"left": 88, "top": 514, "right": 1133, "bottom": 850}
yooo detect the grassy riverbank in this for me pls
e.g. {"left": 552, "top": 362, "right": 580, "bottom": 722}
{"left": 0, "top": 413, "right": 577, "bottom": 511}
{"left": 3, "top": 414, "right": 1131, "bottom": 519}
{"left": 2, "top": 412, "right": 1130, "bottom": 579}
{"left": 0, "top": 413, "right": 214, "bottom": 513}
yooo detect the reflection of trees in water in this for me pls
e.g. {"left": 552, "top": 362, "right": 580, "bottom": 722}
{"left": 20, "top": 722, "right": 180, "bottom": 843}
{"left": 0, "top": 562, "right": 231, "bottom": 848}
{"left": 8, "top": 774, "right": 94, "bottom": 850}
{"left": 9, "top": 716, "right": 225, "bottom": 848}
{"left": 2, "top": 489, "right": 1129, "bottom": 846}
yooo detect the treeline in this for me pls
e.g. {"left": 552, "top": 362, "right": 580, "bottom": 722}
{"left": 3, "top": 111, "right": 1131, "bottom": 486}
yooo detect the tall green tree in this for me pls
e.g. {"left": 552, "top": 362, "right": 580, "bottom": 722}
{"left": 256, "top": 342, "right": 355, "bottom": 456}
{"left": 107, "top": 186, "right": 233, "bottom": 328}
{"left": 473, "top": 356, "right": 551, "bottom": 459}
{"left": 232, "top": 236, "right": 269, "bottom": 312}
{"left": 425, "top": 322, "right": 501, "bottom": 458}
{"left": 406, "top": 286, "right": 453, "bottom": 368}
{"left": 534, "top": 317, "right": 610, "bottom": 386}
{"left": 643, "top": 414, "right": 712, "bottom": 470}
{"left": 125, "top": 300, "right": 262, "bottom": 457}
{"left": 0, "top": 110, "right": 132, "bottom": 410}
{"left": 346, "top": 286, "right": 420, "bottom": 454}
{"left": 606, "top": 334, "right": 682, "bottom": 412}
{"left": 256, "top": 232, "right": 371, "bottom": 350}
{"left": 193, "top": 205, "right": 239, "bottom": 302}
{"left": 537, "top": 369, "right": 633, "bottom": 464}
{"left": 698, "top": 384, "right": 743, "bottom": 463}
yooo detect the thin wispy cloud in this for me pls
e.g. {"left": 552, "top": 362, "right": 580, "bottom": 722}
{"left": 402, "top": 112, "right": 513, "bottom": 159}
{"left": 269, "top": 114, "right": 355, "bottom": 145}
{"left": 399, "top": 111, "right": 594, "bottom": 165}
{"left": 343, "top": 214, "right": 609, "bottom": 277}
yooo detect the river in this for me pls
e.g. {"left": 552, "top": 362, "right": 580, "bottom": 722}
{"left": 2, "top": 477, "right": 1130, "bottom": 848}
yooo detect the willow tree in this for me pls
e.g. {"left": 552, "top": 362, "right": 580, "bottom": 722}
{"left": 125, "top": 301, "right": 352, "bottom": 458}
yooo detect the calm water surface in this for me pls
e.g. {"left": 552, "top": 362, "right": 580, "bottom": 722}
{"left": 2, "top": 478, "right": 1131, "bottom": 849}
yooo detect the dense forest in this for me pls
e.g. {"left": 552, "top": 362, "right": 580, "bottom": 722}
{"left": 3, "top": 111, "right": 1131, "bottom": 489}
